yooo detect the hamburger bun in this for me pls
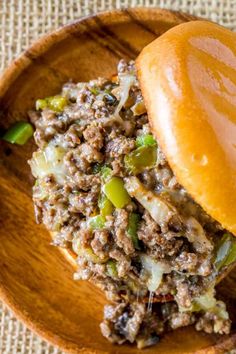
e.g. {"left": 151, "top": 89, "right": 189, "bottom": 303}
{"left": 136, "top": 20, "right": 236, "bottom": 235}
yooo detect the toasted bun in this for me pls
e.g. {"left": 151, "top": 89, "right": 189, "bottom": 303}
{"left": 137, "top": 20, "right": 236, "bottom": 235}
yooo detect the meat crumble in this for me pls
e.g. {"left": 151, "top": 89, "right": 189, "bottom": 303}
{"left": 29, "top": 60, "right": 235, "bottom": 348}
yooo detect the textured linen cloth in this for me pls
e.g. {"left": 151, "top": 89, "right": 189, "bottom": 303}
{"left": 1, "top": 0, "right": 236, "bottom": 352}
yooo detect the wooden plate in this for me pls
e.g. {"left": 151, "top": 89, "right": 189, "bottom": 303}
{"left": 0, "top": 8, "right": 236, "bottom": 353}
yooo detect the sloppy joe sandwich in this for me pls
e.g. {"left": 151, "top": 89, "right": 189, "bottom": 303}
{"left": 29, "top": 20, "right": 236, "bottom": 348}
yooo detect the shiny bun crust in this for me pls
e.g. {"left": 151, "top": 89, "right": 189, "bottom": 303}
{"left": 136, "top": 20, "right": 236, "bottom": 235}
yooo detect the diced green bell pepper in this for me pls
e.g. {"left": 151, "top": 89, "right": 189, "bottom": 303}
{"left": 224, "top": 241, "right": 236, "bottom": 266}
{"left": 103, "top": 177, "right": 130, "bottom": 209}
{"left": 214, "top": 233, "right": 236, "bottom": 271}
{"left": 127, "top": 213, "right": 141, "bottom": 250}
{"left": 73, "top": 238, "right": 108, "bottom": 264}
{"left": 36, "top": 95, "right": 67, "bottom": 112}
{"left": 3, "top": 121, "right": 34, "bottom": 145}
{"left": 106, "top": 260, "right": 118, "bottom": 277}
{"left": 84, "top": 247, "right": 108, "bottom": 263}
{"left": 36, "top": 99, "right": 48, "bottom": 111}
{"left": 89, "top": 86, "right": 100, "bottom": 95}
{"left": 124, "top": 145, "right": 157, "bottom": 175}
{"left": 136, "top": 134, "right": 157, "bottom": 147}
{"left": 73, "top": 240, "right": 108, "bottom": 264}
{"left": 100, "top": 166, "right": 112, "bottom": 182}
{"left": 98, "top": 194, "right": 114, "bottom": 216}
{"left": 47, "top": 96, "right": 67, "bottom": 112}
{"left": 88, "top": 215, "right": 106, "bottom": 230}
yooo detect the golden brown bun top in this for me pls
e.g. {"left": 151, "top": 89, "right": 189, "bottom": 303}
{"left": 137, "top": 20, "right": 236, "bottom": 235}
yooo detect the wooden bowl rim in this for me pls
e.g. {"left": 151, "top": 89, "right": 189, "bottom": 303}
{"left": 0, "top": 7, "right": 195, "bottom": 98}
{"left": 2, "top": 7, "right": 234, "bottom": 354}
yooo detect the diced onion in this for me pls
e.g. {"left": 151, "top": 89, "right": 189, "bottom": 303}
{"left": 195, "top": 289, "right": 229, "bottom": 320}
{"left": 181, "top": 288, "right": 229, "bottom": 320}
{"left": 125, "top": 176, "right": 176, "bottom": 226}
{"left": 195, "top": 288, "right": 216, "bottom": 310}
{"left": 141, "top": 254, "right": 171, "bottom": 292}
{"left": 114, "top": 74, "right": 136, "bottom": 118}
{"left": 29, "top": 142, "right": 67, "bottom": 184}
{"left": 185, "top": 217, "right": 213, "bottom": 254}
{"left": 72, "top": 238, "right": 108, "bottom": 264}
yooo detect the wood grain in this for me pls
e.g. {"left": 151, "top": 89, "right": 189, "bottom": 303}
{"left": 0, "top": 8, "right": 235, "bottom": 353}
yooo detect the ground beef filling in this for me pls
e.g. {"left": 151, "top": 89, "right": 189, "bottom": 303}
{"left": 29, "top": 60, "right": 233, "bottom": 348}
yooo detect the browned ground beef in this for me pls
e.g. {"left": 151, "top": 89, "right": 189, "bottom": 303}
{"left": 29, "top": 60, "right": 233, "bottom": 348}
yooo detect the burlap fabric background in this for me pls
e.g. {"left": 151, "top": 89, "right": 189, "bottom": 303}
{"left": 1, "top": 0, "right": 236, "bottom": 352}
